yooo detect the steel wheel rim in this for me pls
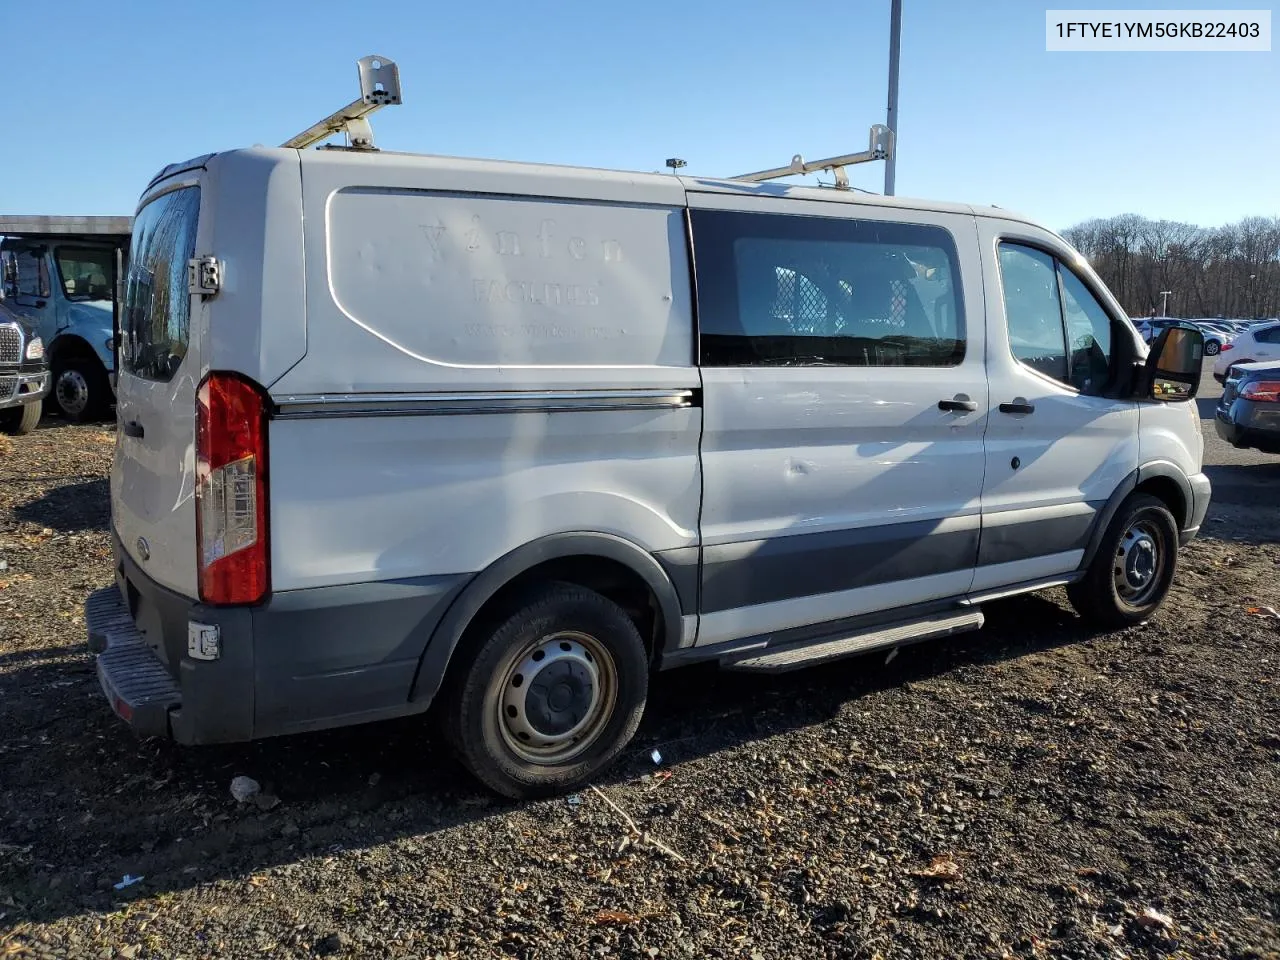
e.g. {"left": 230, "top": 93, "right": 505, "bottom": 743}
{"left": 1114, "top": 519, "right": 1164, "bottom": 605}
{"left": 497, "top": 630, "right": 617, "bottom": 765}
{"left": 56, "top": 369, "right": 89, "bottom": 417}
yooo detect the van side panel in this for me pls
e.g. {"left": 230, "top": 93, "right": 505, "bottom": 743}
{"left": 268, "top": 406, "right": 702, "bottom": 590}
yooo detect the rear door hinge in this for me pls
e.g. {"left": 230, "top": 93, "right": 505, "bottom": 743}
{"left": 188, "top": 256, "right": 221, "bottom": 297}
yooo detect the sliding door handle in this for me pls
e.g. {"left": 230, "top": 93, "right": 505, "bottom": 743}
{"left": 998, "top": 401, "right": 1036, "bottom": 415}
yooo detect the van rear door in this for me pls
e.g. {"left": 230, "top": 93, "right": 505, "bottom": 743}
{"left": 111, "top": 183, "right": 203, "bottom": 598}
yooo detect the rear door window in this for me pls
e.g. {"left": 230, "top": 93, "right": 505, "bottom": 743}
{"left": 123, "top": 187, "right": 199, "bottom": 382}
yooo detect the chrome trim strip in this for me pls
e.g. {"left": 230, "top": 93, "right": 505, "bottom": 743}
{"left": 273, "top": 388, "right": 698, "bottom": 420}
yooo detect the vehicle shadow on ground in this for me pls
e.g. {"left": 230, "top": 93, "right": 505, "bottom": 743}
{"left": 1, "top": 592, "right": 1088, "bottom": 925}
{"left": 11, "top": 478, "right": 110, "bottom": 533}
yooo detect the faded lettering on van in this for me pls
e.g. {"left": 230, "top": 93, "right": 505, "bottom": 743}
{"left": 473, "top": 279, "right": 600, "bottom": 307}
{"left": 463, "top": 322, "right": 616, "bottom": 340}
{"left": 418, "top": 214, "right": 623, "bottom": 265}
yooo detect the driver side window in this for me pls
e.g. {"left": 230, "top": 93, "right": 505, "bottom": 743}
{"left": 998, "top": 242, "right": 1115, "bottom": 395}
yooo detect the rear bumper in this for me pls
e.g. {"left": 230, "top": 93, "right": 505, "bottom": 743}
{"left": 86, "top": 530, "right": 469, "bottom": 743}
{"left": 1215, "top": 402, "right": 1280, "bottom": 454}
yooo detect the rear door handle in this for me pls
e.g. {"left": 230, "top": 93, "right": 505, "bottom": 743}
{"left": 937, "top": 397, "right": 977, "bottom": 413}
{"left": 123, "top": 420, "right": 144, "bottom": 439}
{"left": 998, "top": 401, "right": 1036, "bottom": 415}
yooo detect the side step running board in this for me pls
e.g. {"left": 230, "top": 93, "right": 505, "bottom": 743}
{"left": 720, "top": 609, "right": 985, "bottom": 674}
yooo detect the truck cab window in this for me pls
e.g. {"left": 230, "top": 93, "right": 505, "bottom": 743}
{"left": 56, "top": 246, "right": 115, "bottom": 302}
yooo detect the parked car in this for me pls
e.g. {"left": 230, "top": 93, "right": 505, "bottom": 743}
{"left": 1215, "top": 360, "right": 1280, "bottom": 453}
{"left": 0, "top": 230, "right": 125, "bottom": 421}
{"left": 0, "top": 297, "right": 49, "bottom": 435}
{"left": 84, "top": 68, "right": 1211, "bottom": 798}
{"left": 1212, "top": 320, "right": 1280, "bottom": 382}
{"left": 1190, "top": 321, "right": 1231, "bottom": 356}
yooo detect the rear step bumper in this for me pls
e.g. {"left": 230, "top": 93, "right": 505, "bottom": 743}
{"left": 86, "top": 586, "right": 182, "bottom": 738}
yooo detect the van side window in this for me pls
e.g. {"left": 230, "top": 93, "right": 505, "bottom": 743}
{"left": 1257, "top": 325, "right": 1280, "bottom": 344}
{"left": 15, "top": 248, "right": 50, "bottom": 300}
{"left": 998, "top": 242, "right": 1116, "bottom": 394}
{"left": 692, "top": 210, "right": 965, "bottom": 367}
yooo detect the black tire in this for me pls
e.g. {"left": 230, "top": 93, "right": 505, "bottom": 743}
{"left": 0, "top": 402, "right": 41, "bottom": 435}
{"left": 1067, "top": 493, "right": 1179, "bottom": 630}
{"left": 441, "top": 582, "right": 649, "bottom": 799}
{"left": 1204, "top": 339, "right": 1220, "bottom": 356}
{"left": 49, "top": 356, "right": 110, "bottom": 422}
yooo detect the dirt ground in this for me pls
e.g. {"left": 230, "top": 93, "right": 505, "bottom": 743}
{"left": 1, "top": 370, "right": 1278, "bottom": 960}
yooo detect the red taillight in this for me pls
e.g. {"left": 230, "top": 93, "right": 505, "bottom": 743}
{"left": 196, "top": 373, "right": 269, "bottom": 605}
{"left": 1241, "top": 380, "right": 1280, "bottom": 403}
{"left": 1221, "top": 342, "right": 1233, "bottom": 351}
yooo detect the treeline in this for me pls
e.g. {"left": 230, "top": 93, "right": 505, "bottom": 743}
{"left": 1061, "top": 215, "right": 1280, "bottom": 320}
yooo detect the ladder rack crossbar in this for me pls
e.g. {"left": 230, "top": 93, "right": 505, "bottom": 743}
{"left": 733, "top": 124, "right": 894, "bottom": 189}
{"left": 281, "top": 55, "right": 402, "bottom": 151}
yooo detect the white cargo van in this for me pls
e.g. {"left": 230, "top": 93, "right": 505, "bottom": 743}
{"left": 86, "top": 59, "right": 1210, "bottom": 797}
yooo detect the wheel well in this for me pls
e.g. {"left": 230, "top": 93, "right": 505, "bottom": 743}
{"left": 48, "top": 335, "right": 101, "bottom": 365}
{"left": 465, "top": 556, "right": 662, "bottom": 662}
{"left": 1136, "top": 476, "right": 1187, "bottom": 527}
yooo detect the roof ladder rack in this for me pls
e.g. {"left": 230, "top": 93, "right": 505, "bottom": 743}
{"left": 282, "top": 55, "right": 402, "bottom": 152}
{"left": 733, "top": 124, "right": 894, "bottom": 190}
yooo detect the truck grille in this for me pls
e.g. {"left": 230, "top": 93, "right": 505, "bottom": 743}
{"left": 0, "top": 324, "right": 21, "bottom": 365}
{"left": 0, "top": 377, "right": 15, "bottom": 402}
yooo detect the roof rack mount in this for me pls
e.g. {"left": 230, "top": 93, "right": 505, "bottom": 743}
{"left": 281, "top": 55, "right": 403, "bottom": 152}
{"left": 733, "top": 124, "right": 894, "bottom": 190}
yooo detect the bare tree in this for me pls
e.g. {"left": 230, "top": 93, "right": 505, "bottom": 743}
{"left": 1063, "top": 214, "right": 1280, "bottom": 319}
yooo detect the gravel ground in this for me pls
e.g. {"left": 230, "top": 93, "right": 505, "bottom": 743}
{"left": 2, "top": 372, "right": 1278, "bottom": 960}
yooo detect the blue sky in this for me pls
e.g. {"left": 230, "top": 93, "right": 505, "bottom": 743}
{"left": 2, "top": 0, "right": 1274, "bottom": 229}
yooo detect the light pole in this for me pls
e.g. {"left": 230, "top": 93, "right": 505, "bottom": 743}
{"left": 884, "top": 0, "right": 902, "bottom": 196}
{"left": 1160, "top": 290, "right": 1173, "bottom": 317}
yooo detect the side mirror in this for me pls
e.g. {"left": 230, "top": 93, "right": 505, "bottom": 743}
{"left": 1143, "top": 323, "right": 1204, "bottom": 402}
{"left": 0, "top": 252, "right": 17, "bottom": 299}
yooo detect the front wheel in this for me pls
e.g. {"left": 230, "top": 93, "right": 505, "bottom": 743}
{"left": 1204, "top": 340, "right": 1221, "bottom": 356}
{"left": 49, "top": 357, "right": 110, "bottom": 422}
{"left": 0, "top": 402, "right": 41, "bottom": 435}
{"left": 1068, "top": 493, "right": 1179, "bottom": 629}
{"left": 441, "top": 582, "right": 649, "bottom": 799}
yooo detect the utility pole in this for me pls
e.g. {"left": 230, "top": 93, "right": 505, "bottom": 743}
{"left": 1160, "top": 290, "right": 1173, "bottom": 317}
{"left": 884, "top": 0, "right": 902, "bottom": 196}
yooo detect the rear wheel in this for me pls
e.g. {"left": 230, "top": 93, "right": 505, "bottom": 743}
{"left": 49, "top": 357, "right": 110, "bottom": 422}
{"left": 0, "top": 402, "right": 41, "bottom": 435}
{"left": 442, "top": 582, "right": 649, "bottom": 799}
{"left": 1204, "top": 339, "right": 1221, "bottom": 356}
{"left": 1068, "top": 493, "right": 1179, "bottom": 629}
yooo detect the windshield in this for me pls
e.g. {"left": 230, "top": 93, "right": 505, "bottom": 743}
{"left": 123, "top": 187, "right": 199, "bottom": 382}
{"left": 55, "top": 246, "right": 115, "bottom": 302}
